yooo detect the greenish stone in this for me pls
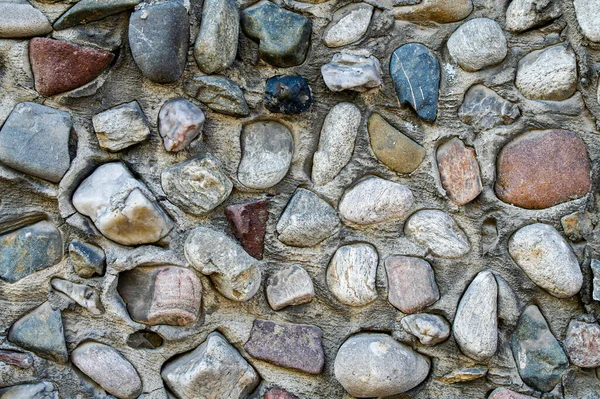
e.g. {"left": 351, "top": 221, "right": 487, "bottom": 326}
{"left": 54, "top": 0, "right": 142, "bottom": 30}
{"left": 184, "top": 75, "right": 249, "bottom": 116}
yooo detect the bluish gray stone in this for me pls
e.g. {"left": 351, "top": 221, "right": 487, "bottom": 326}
{"left": 0, "top": 1, "right": 52, "bottom": 38}
{"left": 458, "top": 85, "right": 520, "bottom": 131}
{"left": 184, "top": 75, "right": 249, "bottom": 116}
{"left": 69, "top": 241, "right": 105, "bottom": 278}
{"left": 54, "top": 0, "right": 141, "bottom": 30}
{"left": 265, "top": 75, "right": 312, "bottom": 114}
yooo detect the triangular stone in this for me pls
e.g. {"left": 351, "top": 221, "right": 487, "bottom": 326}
{"left": 224, "top": 199, "right": 269, "bottom": 259}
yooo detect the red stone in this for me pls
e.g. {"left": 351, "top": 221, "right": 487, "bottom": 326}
{"left": 488, "top": 388, "right": 535, "bottom": 399}
{"left": 29, "top": 38, "right": 114, "bottom": 96}
{"left": 224, "top": 199, "right": 269, "bottom": 259}
{"left": 437, "top": 138, "right": 482, "bottom": 205}
{"left": 265, "top": 388, "right": 299, "bottom": 399}
{"left": 495, "top": 130, "right": 591, "bottom": 209}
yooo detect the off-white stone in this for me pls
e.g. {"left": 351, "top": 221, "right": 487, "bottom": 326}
{"left": 574, "top": 0, "right": 600, "bottom": 42}
{"left": 321, "top": 53, "right": 382, "bottom": 92}
{"left": 327, "top": 243, "right": 378, "bottom": 307}
{"left": 50, "top": 278, "right": 104, "bottom": 315}
{"left": 447, "top": 18, "right": 507, "bottom": 72}
{"left": 266, "top": 265, "right": 314, "bottom": 310}
{"left": 401, "top": 314, "right": 450, "bottom": 346}
{"left": 506, "top": 0, "right": 561, "bottom": 33}
{"left": 404, "top": 210, "right": 470, "bottom": 258}
{"left": 323, "top": 4, "right": 373, "bottom": 48}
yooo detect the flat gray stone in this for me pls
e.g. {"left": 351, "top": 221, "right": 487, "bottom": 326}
{"left": 0, "top": 1, "right": 51, "bottom": 38}
{"left": 184, "top": 75, "right": 249, "bottom": 116}
{"left": 93, "top": 101, "right": 150, "bottom": 152}
{"left": 194, "top": 0, "right": 238, "bottom": 74}
{"left": 321, "top": 53, "right": 382, "bottom": 92}
{"left": 327, "top": 243, "right": 378, "bottom": 307}
{"left": 0, "top": 382, "right": 58, "bottom": 399}
{"left": 574, "top": 0, "right": 600, "bottom": 42}
{"left": 506, "top": 0, "right": 561, "bottom": 33}
{"left": 401, "top": 313, "right": 450, "bottom": 346}
{"left": 323, "top": 3, "right": 373, "bottom": 48}
{"left": 404, "top": 210, "right": 470, "bottom": 258}
{"left": 51, "top": 278, "right": 104, "bottom": 315}
{"left": 69, "top": 241, "right": 105, "bottom": 278}
{"left": 447, "top": 18, "right": 507, "bottom": 71}
{"left": 458, "top": 85, "right": 520, "bottom": 131}
{"left": 158, "top": 98, "right": 204, "bottom": 152}
{"left": 54, "top": 0, "right": 141, "bottom": 30}
{"left": 266, "top": 265, "right": 314, "bottom": 310}
{"left": 386, "top": 256, "right": 439, "bottom": 314}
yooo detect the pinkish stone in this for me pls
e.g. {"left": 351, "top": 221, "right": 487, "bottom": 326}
{"left": 265, "top": 388, "right": 299, "bottom": 399}
{"left": 0, "top": 350, "right": 33, "bottom": 369}
{"left": 224, "top": 199, "right": 269, "bottom": 259}
{"left": 564, "top": 320, "right": 600, "bottom": 368}
{"left": 158, "top": 98, "right": 205, "bottom": 152}
{"left": 385, "top": 256, "right": 440, "bottom": 314}
{"left": 488, "top": 388, "right": 536, "bottom": 399}
{"left": 437, "top": 138, "right": 482, "bottom": 205}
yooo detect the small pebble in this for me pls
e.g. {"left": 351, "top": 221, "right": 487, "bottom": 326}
{"left": 93, "top": 101, "right": 150, "bottom": 152}
{"left": 265, "top": 388, "right": 299, "bottom": 399}
{"left": 69, "top": 241, "right": 106, "bottom": 278}
{"left": 51, "top": 278, "right": 104, "bottom": 315}
{"left": 592, "top": 259, "right": 600, "bottom": 301}
{"left": 127, "top": 330, "right": 163, "bottom": 349}
{"left": 436, "top": 138, "right": 482, "bottom": 206}
{"left": 447, "top": 18, "right": 507, "bottom": 71}
{"left": 393, "top": 0, "right": 474, "bottom": 24}
{"left": 564, "top": 320, "right": 600, "bottom": 368}
{"left": 158, "top": 98, "right": 205, "bottom": 152}
{"left": 323, "top": 3, "right": 373, "bottom": 47}
{"left": 458, "top": 84, "right": 520, "bottom": 131}
{"left": 438, "top": 367, "right": 487, "bottom": 384}
{"left": 0, "top": 350, "right": 34, "bottom": 369}
{"left": 184, "top": 75, "right": 249, "bottom": 116}
{"left": 225, "top": 199, "right": 269, "bottom": 259}
{"left": 488, "top": 388, "right": 536, "bottom": 399}
{"left": 401, "top": 313, "right": 450, "bottom": 346}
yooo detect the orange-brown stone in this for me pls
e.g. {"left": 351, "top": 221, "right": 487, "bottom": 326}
{"left": 437, "top": 138, "right": 482, "bottom": 205}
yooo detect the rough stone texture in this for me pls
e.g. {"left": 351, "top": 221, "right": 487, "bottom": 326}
{"left": 266, "top": 265, "right": 314, "bottom": 310}
{"left": 0, "top": 349, "right": 34, "bottom": 369}
{"left": 563, "top": 320, "right": 600, "bottom": 368}
{"left": 265, "top": 388, "right": 299, "bottom": 399}
{"left": 0, "top": 1, "right": 51, "bottom": 38}
{"left": 447, "top": 18, "right": 508, "bottom": 72}
{"left": 321, "top": 53, "right": 382, "bottom": 92}
{"left": 438, "top": 367, "right": 487, "bottom": 383}
{"left": 54, "top": 0, "right": 141, "bottom": 30}
{"left": 158, "top": 98, "right": 205, "bottom": 152}
{"left": 404, "top": 210, "right": 471, "bottom": 258}
{"left": 69, "top": 241, "right": 105, "bottom": 278}
{"left": 265, "top": 75, "right": 312, "bottom": 114}
{"left": 0, "top": 382, "right": 58, "bottom": 399}
{"left": 561, "top": 210, "right": 594, "bottom": 242}
{"left": 436, "top": 138, "right": 483, "bottom": 206}
{"left": 92, "top": 101, "right": 150, "bottom": 152}
{"left": 51, "top": 278, "right": 104, "bottom": 315}
{"left": 574, "top": 0, "right": 600, "bottom": 42}
{"left": 592, "top": 259, "right": 600, "bottom": 301}
{"left": 392, "top": 0, "right": 474, "bottom": 23}
{"left": 401, "top": 313, "right": 450, "bottom": 345}
{"left": 505, "top": 0, "right": 562, "bottom": 33}
{"left": 225, "top": 199, "right": 269, "bottom": 259}
{"left": 184, "top": 75, "right": 249, "bottom": 116}
{"left": 458, "top": 84, "right": 520, "bottom": 131}
{"left": 386, "top": 256, "right": 440, "bottom": 314}
{"left": 323, "top": 4, "right": 373, "bottom": 48}
{"left": 488, "top": 388, "right": 536, "bottom": 399}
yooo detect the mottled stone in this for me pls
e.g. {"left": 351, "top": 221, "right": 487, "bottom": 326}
{"left": 512, "top": 305, "right": 569, "bottom": 392}
{"left": 561, "top": 211, "right": 594, "bottom": 242}
{"left": 386, "top": 256, "right": 439, "bottom": 314}
{"left": 458, "top": 85, "right": 520, "bottom": 131}
{"left": 447, "top": 18, "right": 507, "bottom": 71}
{"left": 564, "top": 320, "right": 600, "bottom": 368}
{"left": 185, "top": 226, "right": 262, "bottom": 301}
{"left": 506, "top": 0, "right": 562, "bottom": 33}
{"left": 0, "top": 382, "right": 58, "bottom": 399}
{"left": 321, "top": 53, "right": 382, "bottom": 92}
{"left": 574, "top": 0, "right": 600, "bottom": 42}
{"left": 158, "top": 98, "right": 204, "bottom": 152}
{"left": 51, "top": 278, "right": 104, "bottom": 315}
{"left": 127, "top": 330, "right": 163, "bottom": 349}
{"left": 184, "top": 75, "right": 249, "bottom": 116}
{"left": 488, "top": 388, "right": 536, "bottom": 399}
{"left": 93, "top": 101, "right": 150, "bottom": 152}
{"left": 438, "top": 367, "right": 487, "bottom": 383}
{"left": 265, "top": 388, "right": 299, "bottom": 399}
{"left": 390, "top": 43, "right": 440, "bottom": 121}
{"left": 162, "top": 332, "right": 259, "bottom": 399}
{"left": 323, "top": 3, "right": 373, "bottom": 48}
{"left": 69, "top": 241, "right": 105, "bottom": 278}
{"left": 327, "top": 243, "right": 378, "bottom": 307}
{"left": 71, "top": 342, "right": 142, "bottom": 399}
{"left": 592, "top": 259, "right": 600, "bottom": 301}
{"left": 161, "top": 155, "right": 232, "bottom": 216}
{"left": 436, "top": 138, "right": 483, "bottom": 206}
{"left": 334, "top": 333, "right": 430, "bottom": 397}
{"left": 401, "top": 313, "right": 450, "bottom": 345}
{"left": 404, "top": 210, "right": 470, "bottom": 258}
{"left": 54, "top": 0, "right": 141, "bottom": 30}
{"left": 225, "top": 199, "right": 269, "bottom": 259}
{"left": 194, "top": 0, "right": 238, "bottom": 74}
{"left": 244, "top": 319, "right": 325, "bottom": 374}
{"left": 0, "top": 102, "right": 72, "bottom": 183}
{"left": 241, "top": 0, "right": 312, "bottom": 67}
{"left": 508, "top": 223, "right": 583, "bottom": 298}
{"left": 393, "top": 0, "right": 474, "bottom": 23}
{"left": 266, "top": 265, "right": 314, "bottom": 310}
{"left": 495, "top": 130, "right": 591, "bottom": 209}
{"left": 0, "top": 1, "right": 51, "bottom": 38}
{"left": 52, "top": 13, "right": 125, "bottom": 52}
{"left": 265, "top": 75, "right": 312, "bottom": 114}
{"left": 238, "top": 121, "right": 293, "bottom": 189}
{"left": 0, "top": 350, "right": 34, "bottom": 369}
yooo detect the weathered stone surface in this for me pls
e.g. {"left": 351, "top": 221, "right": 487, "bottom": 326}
{"left": 334, "top": 333, "right": 430, "bottom": 397}
{"left": 127, "top": 330, "right": 163, "bottom": 349}
{"left": 312, "top": 102, "right": 361, "bottom": 186}
{"left": 321, "top": 53, "right": 382, "bottom": 92}
{"left": 488, "top": 388, "right": 536, "bottom": 399}
{"left": 393, "top": 0, "right": 474, "bottom": 23}
{"left": 495, "top": 130, "right": 591, "bottom": 209}
{"left": 438, "top": 367, "right": 487, "bottom": 383}
{"left": 323, "top": 3, "right": 373, "bottom": 48}
{"left": 508, "top": 223, "right": 583, "bottom": 298}
{"left": 71, "top": 342, "right": 142, "bottom": 399}
{"left": 574, "top": 0, "right": 600, "bottom": 42}
{"left": 276, "top": 188, "right": 340, "bottom": 247}
{"left": 453, "top": 271, "right": 498, "bottom": 361}
{"left": 161, "top": 155, "right": 232, "bottom": 216}
{"left": 51, "top": 278, "right": 104, "bottom": 315}
{"left": 561, "top": 210, "right": 594, "bottom": 242}
{"left": 54, "top": 0, "right": 141, "bottom": 30}
{"left": 515, "top": 44, "right": 577, "bottom": 101}
{"left": 390, "top": 43, "right": 440, "bottom": 121}
{"left": 265, "top": 75, "right": 312, "bottom": 114}
{"left": 386, "top": 256, "right": 439, "bottom": 314}
{"left": 225, "top": 199, "right": 269, "bottom": 259}
{"left": 327, "top": 243, "right": 378, "bottom": 307}
{"left": 265, "top": 388, "right": 299, "bottom": 399}
{"left": 512, "top": 305, "right": 569, "bottom": 392}
{"left": 194, "top": 0, "right": 238, "bottom": 74}
{"left": 241, "top": 0, "right": 312, "bottom": 67}
{"left": 592, "top": 259, "right": 600, "bottom": 301}
{"left": 506, "top": 0, "right": 562, "bottom": 33}
{"left": 244, "top": 319, "right": 325, "bottom": 374}
{"left": 238, "top": 120, "right": 293, "bottom": 189}
{"left": 0, "top": 350, "right": 34, "bottom": 369}
{"left": 30, "top": 38, "right": 113, "bottom": 96}
{"left": 564, "top": 320, "right": 600, "bottom": 368}
{"left": 52, "top": 13, "right": 126, "bottom": 52}
{"left": 0, "top": 382, "right": 58, "bottom": 399}
{"left": 93, "top": 101, "right": 150, "bottom": 152}
{"left": 404, "top": 210, "right": 470, "bottom": 258}
{"left": 401, "top": 313, "right": 450, "bottom": 346}
{"left": 339, "top": 176, "right": 413, "bottom": 225}
{"left": 436, "top": 138, "right": 483, "bottom": 206}
{"left": 266, "top": 265, "right": 314, "bottom": 310}
{"left": 162, "top": 332, "right": 259, "bottom": 399}
{"left": 0, "top": 1, "right": 51, "bottom": 38}
{"left": 458, "top": 85, "right": 520, "bottom": 131}
{"left": 158, "top": 98, "right": 205, "bottom": 152}
{"left": 0, "top": 102, "right": 72, "bottom": 183}
{"left": 8, "top": 302, "right": 68, "bottom": 364}
{"left": 129, "top": 1, "right": 189, "bottom": 83}
{"left": 447, "top": 18, "right": 507, "bottom": 71}
{"left": 73, "top": 163, "right": 173, "bottom": 245}
{"left": 0, "top": 221, "right": 63, "bottom": 283}
{"left": 184, "top": 75, "right": 249, "bottom": 116}
{"left": 69, "top": 241, "right": 105, "bottom": 278}
{"left": 185, "top": 226, "right": 262, "bottom": 301}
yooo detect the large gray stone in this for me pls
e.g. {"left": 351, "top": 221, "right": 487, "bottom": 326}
{"left": 404, "top": 210, "right": 470, "bottom": 258}
{"left": 327, "top": 243, "right": 378, "bottom": 307}
{"left": 0, "top": 1, "right": 51, "bottom": 38}
{"left": 54, "top": 0, "right": 141, "bottom": 30}
{"left": 458, "top": 85, "right": 520, "bottom": 131}
{"left": 506, "top": 0, "right": 561, "bottom": 33}
{"left": 321, "top": 53, "right": 382, "bottom": 92}
{"left": 447, "top": 18, "right": 507, "bottom": 72}
{"left": 92, "top": 101, "right": 150, "bottom": 152}
{"left": 323, "top": 4, "right": 373, "bottom": 48}
{"left": 184, "top": 75, "right": 249, "bottom": 117}
{"left": 574, "top": 0, "right": 600, "bottom": 42}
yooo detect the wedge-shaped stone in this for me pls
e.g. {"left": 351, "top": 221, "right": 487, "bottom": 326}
{"left": 506, "top": 0, "right": 561, "bottom": 33}
{"left": 184, "top": 75, "right": 249, "bottom": 116}
{"left": 93, "top": 101, "right": 150, "bottom": 152}
{"left": 393, "top": 0, "right": 473, "bottom": 23}
{"left": 321, "top": 53, "right": 382, "bottom": 92}
{"left": 69, "top": 241, "right": 105, "bottom": 278}
{"left": 436, "top": 138, "right": 482, "bottom": 206}
{"left": 0, "top": 1, "right": 51, "bottom": 38}
{"left": 266, "top": 265, "right": 314, "bottom": 310}
{"left": 404, "top": 210, "right": 470, "bottom": 258}
{"left": 327, "top": 243, "right": 378, "bottom": 307}
{"left": 386, "top": 256, "right": 439, "bottom": 314}
{"left": 225, "top": 199, "right": 269, "bottom": 259}
{"left": 51, "top": 278, "right": 104, "bottom": 315}
{"left": 54, "top": 0, "right": 141, "bottom": 30}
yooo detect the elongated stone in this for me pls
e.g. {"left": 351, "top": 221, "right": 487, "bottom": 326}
{"left": 184, "top": 75, "right": 249, "bottom": 116}
{"left": 488, "top": 388, "right": 536, "bottom": 399}
{"left": 436, "top": 138, "right": 482, "bottom": 206}
{"left": 438, "top": 367, "right": 487, "bottom": 384}
{"left": 563, "top": 320, "right": 600, "bottom": 368}
{"left": 0, "top": 350, "right": 34, "bottom": 369}
{"left": 393, "top": 0, "right": 473, "bottom": 23}
{"left": 386, "top": 256, "right": 439, "bottom": 314}
{"left": 158, "top": 98, "right": 205, "bottom": 152}
{"left": 225, "top": 199, "right": 269, "bottom": 259}
{"left": 401, "top": 313, "right": 450, "bottom": 345}
{"left": 51, "top": 278, "right": 104, "bottom": 315}
{"left": 265, "top": 388, "right": 298, "bottom": 399}
{"left": 458, "top": 84, "right": 520, "bottom": 131}
{"left": 54, "top": 0, "right": 141, "bottom": 30}
{"left": 447, "top": 18, "right": 507, "bottom": 71}
{"left": 327, "top": 243, "right": 378, "bottom": 307}
{"left": 592, "top": 259, "right": 600, "bottom": 301}
{"left": 321, "top": 53, "right": 382, "bottom": 92}
{"left": 194, "top": 0, "right": 238, "bottom": 74}
{"left": 0, "top": 382, "right": 58, "bottom": 399}
{"left": 323, "top": 3, "right": 373, "bottom": 47}
{"left": 404, "top": 210, "right": 470, "bottom": 258}
{"left": 266, "top": 265, "right": 314, "bottom": 310}
{"left": 506, "top": 0, "right": 562, "bottom": 33}
{"left": 93, "top": 101, "right": 150, "bottom": 152}
{"left": 0, "top": 1, "right": 51, "bottom": 38}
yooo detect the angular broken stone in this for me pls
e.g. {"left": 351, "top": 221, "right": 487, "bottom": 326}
{"left": 0, "top": 350, "right": 34, "bottom": 369}
{"left": 458, "top": 85, "right": 520, "bottom": 131}
{"left": 324, "top": 3, "right": 373, "bottom": 48}
{"left": 51, "top": 278, "right": 104, "bottom": 315}
{"left": 592, "top": 259, "right": 600, "bottom": 301}
{"left": 401, "top": 313, "right": 450, "bottom": 346}
{"left": 488, "top": 388, "right": 536, "bottom": 399}
{"left": 93, "top": 101, "right": 150, "bottom": 152}
{"left": 386, "top": 256, "right": 439, "bottom": 314}
{"left": 561, "top": 210, "right": 594, "bottom": 242}
{"left": 185, "top": 226, "right": 262, "bottom": 301}
{"left": 54, "top": 0, "right": 141, "bottom": 30}
{"left": 72, "top": 162, "right": 173, "bottom": 246}
{"left": 392, "top": 0, "right": 474, "bottom": 23}
{"left": 244, "top": 319, "right": 325, "bottom": 374}
{"left": 0, "top": 1, "right": 52, "bottom": 38}
{"left": 184, "top": 75, "right": 249, "bottom": 117}
{"left": 564, "top": 320, "right": 600, "bottom": 368}
{"left": 436, "top": 138, "right": 483, "bottom": 206}
{"left": 158, "top": 98, "right": 205, "bottom": 152}
{"left": 225, "top": 199, "right": 269, "bottom": 259}
{"left": 574, "top": 0, "right": 600, "bottom": 42}
{"left": 127, "top": 330, "right": 163, "bottom": 349}
{"left": 438, "top": 367, "right": 487, "bottom": 384}
{"left": 69, "top": 241, "right": 105, "bottom": 278}
{"left": 506, "top": 0, "right": 562, "bottom": 33}
{"left": 162, "top": 332, "right": 259, "bottom": 399}
{"left": 404, "top": 210, "right": 470, "bottom": 258}
{"left": 447, "top": 18, "right": 507, "bottom": 72}
{"left": 265, "top": 75, "right": 312, "bottom": 114}
{"left": 321, "top": 53, "right": 382, "bottom": 92}
{"left": 0, "top": 382, "right": 58, "bottom": 399}
{"left": 327, "top": 243, "right": 378, "bottom": 307}
{"left": 266, "top": 265, "right": 314, "bottom": 311}
{"left": 265, "top": 388, "right": 299, "bottom": 399}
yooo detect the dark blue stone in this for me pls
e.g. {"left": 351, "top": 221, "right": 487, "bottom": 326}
{"left": 265, "top": 75, "right": 312, "bottom": 114}
{"left": 389, "top": 43, "right": 440, "bottom": 122}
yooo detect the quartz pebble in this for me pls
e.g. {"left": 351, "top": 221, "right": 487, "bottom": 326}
{"left": 0, "top": 1, "right": 51, "bottom": 38}
{"left": 438, "top": 367, "right": 487, "bottom": 384}
{"left": 266, "top": 265, "right": 314, "bottom": 310}
{"left": 51, "top": 278, "right": 104, "bottom": 315}
{"left": 458, "top": 85, "right": 520, "bottom": 131}
{"left": 225, "top": 199, "right": 269, "bottom": 259}
{"left": 323, "top": 3, "right": 373, "bottom": 48}
{"left": 392, "top": 0, "right": 474, "bottom": 23}
{"left": 158, "top": 98, "right": 205, "bottom": 152}
{"left": 386, "top": 256, "right": 440, "bottom": 314}
{"left": 436, "top": 138, "right": 482, "bottom": 206}
{"left": 327, "top": 243, "right": 378, "bottom": 307}
{"left": 0, "top": 350, "right": 34, "bottom": 369}
{"left": 321, "top": 53, "right": 382, "bottom": 92}
{"left": 184, "top": 75, "right": 249, "bottom": 116}
{"left": 592, "top": 259, "right": 600, "bottom": 301}
{"left": 93, "top": 101, "right": 150, "bottom": 152}
{"left": 506, "top": 0, "right": 561, "bottom": 33}
{"left": 404, "top": 210, "right": 470, "bottom": 258}
{"left": 265, "top": 388, "right": 298, "bottom": 399}
{"left": 401, "top": 313, "right": 450, "bottom": 345}
{"left": 564, "top": 320, "right": 600, "bottom": 368}
{"left": 54, "top": 0, "right": 141, "bottom": 30}
{"left": 127, "top": 330, "right": 163, "bottom": 349}
{"left": 0, "top": 382, "right": 58, "bottom": 399}
{"left": 265, "top": 75, "right": 312, "bottom": 114}
{"left": 574, "top": 0, "right": 600, "bottom": 42}
{"left": 69, "top": 241, "right": 105, "bottom": 278}
{"left": 447, "top": 18, "right": 507, "bottom": 72}
{"left": 488, "top": 388, "right": 536, "bottom": 399}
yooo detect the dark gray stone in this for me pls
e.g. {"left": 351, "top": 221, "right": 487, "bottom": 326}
{"left": 458, "top": 85, "right": 520, "bottom": 131}
{"left": 127, "top": 330, "right": 163, "bottom": 349}
{"left": 184, "top": 75, "right": 249, "bottom": 116}
{"left": 69, "top": 241, "right": 105, "bottom": 278}
{"left": 265, "top": 75, "right": 312, "bottom": 114}
{"left": 54, "top": 0, "right": 142, "bottom": 30}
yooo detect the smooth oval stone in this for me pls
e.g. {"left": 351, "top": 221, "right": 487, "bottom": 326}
{"left": 129, "top": 1, "right": 189, "bottom": 83}
{"left": 237, "top": 121, "right": 293, "bottom": 189}
{"left": 393, "top": 0, "right": 473, "bottom": 23}
{"left": 323, "top": 3, "right": 373, "bottom": 48}
{"left": 453, "top": 271, "right": 498, "bottom": 361}
{"left": 404, "top": 210, "right": 470, "bottom": 258}
{"left": 508, "top": 223, "right": 583, "bottom": 298}
{"left": 184, "top": 75, "right": 249, "bottom": 116}
{"left": 54, "top": 0, "right": 141, "bottom": 30}
{"left": 401, "top": 313, "right": 450, "bottom": 346}
{"left": 506, "top": 0, "right": 561, "bottom": 33}
{"left": 266, "top": 265, "right": 314, "bottom": 310}
{"left": 339, "top": 176, "right": 413, "bottom": 225}
{"left": 158, "top": 98, "right": 205, "bottom": 152}
{"left": 0, "top": 382, "right": 58, "bottom": 399}
{"left": 225, "top": 199, "right": 269, "bottom": 259}
{"left": 334, "top": 333, "right": 430, "bottom": 397}
{"left": 386, "top": 256, "right": 439, "bottom": 314}
{"left": 458, "top": 84, "right": 520, "bottom": 131}
{"left": 194, "top": 0, "right": 238, "bottom": 74}
{"left": 93, "top": 101, "right": 150, "bottom": 152}
{"left": 436, "top": 138, "right": 483, "bottom": 206}
{"left": 447, "top": 18, "right": 507, "bottom": 71}
{"left": 321, "top": 53, "right": 382, "bottom": 92}
{"left": 327, "top": 243, "right": 378, "bottom": 307}
{"left": 0, "top": 1, "right": 51, "bottom": 38}
{"left": 264, "top": 75, "right": 312, "bottom": 114}
{"left": 564, "top": 320, "right": 600, "bottom": 368}
{"left": 390, "top": 43, "right": 440, "bottom": 121}
{"left": 574, "top": 0, "right": 600, "bottom": 42}
{"left": 495, "top": 130, "right": 591, "bottom": 209}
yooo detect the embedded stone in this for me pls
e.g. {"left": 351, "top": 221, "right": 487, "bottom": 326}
{"left": 0, "top": 382, "right": 58, "bottom": 399}
{"left": 266, "top": 265, "right": 314, "bottom": 310}
{"left": 447, "top": 18, "right": 507, "bottom": 71}
{"left": 327, "top": 243, "right": 378, "bottom": 307}
{"left": 339, "top": 176, "right": 414, "bottom": 225}
{"left": 508, "top": 223, "right": 583, "bottom": 298}
{"left": 54, "top": 0, "right": 141, "bottom": 30}
{"left": 0, "top": 102, "right": 72, "bottom": 183}
{"left": 390, "top": 43, "right": 440, "bottom": 121}
{"left": 238, "top": 120, "right": 293, "bottom": 190}
{"left": 438, "top": 367, "right": 487, "bottom": 384}
{"left": 561, "top": 210, "right": 594, "bottom": 242}
{"left": 225, "top": 199, "right": 269, "bottom": 259}
{"left": 264, "top": 75, "right": 312, "bottom": 114}
{"left": 334, "top": 333, "right": 430, "bottom": 397}
{"left": 564, "top": 320, "right": 600, "bottom": 368}
{"left": 161, "top": 155, "right": 232, "bottom": 216}
{"left": 265, "top": 388, "right": 299, "bottom": 399}
{"left": 386, "top": 256, "right": 439, "bottom": 314}
{"left": 404, "top": 210, "right": 470, "bottom": 258}
{"left": 0, "top": 1, "right": 51, "bottom": 38}
{"left": 495, "top": 130, "right": 591, "bottom": 209}
{"left": 0, "top": 350, "right": 34, "bottom": 369}
{"left": 392, "top": 0, "right": 474, "bottom": 23}
{"left": 127, "top": 330, "right": 163, "bottom": 349}
{"left": 488, "top": 388, "right": 536, "bottom": 399}
{"left": 50, "top": 278, "right": 104, "bottom": 315}
{"left": 436, "top": 138, "right": 483, "bottom": 206}
{"left": 29, "top": 38, "right": 114, "bottom": 96}
{"left": 574, "top": 0, "right": 600, "bottom": 42}
{"left": 51, "top": 13, "right": 125, "bottom": 52}
{"left": 368, "top": 112, "right": 426, "bottom": 173}
{"left": 323, "top": 3, "right": 374, "bottom": 48}
{"left": 93, "top": 101, "right": 150, "bottom": 152}
{"left": 592, "top": 259, "right": 600, "bottom": 301}
{"left": 185, "top": 226, "right": 262, "bottom": 301}
{"left": 458, "top": 84, "right": 520, "bottom": 131}
{"left": 158, "top": 98, "right": 205, "bottom": 152}
{"left": 401, "top": 313, "right": 450, "bottom": 346}
{"left": 321, "top": 53, "right": 382, "bottom": 92}
{"left": 244, "top": 319, "right": 325, "bottom": 374}
{"left": 69, "top": 241, "right": 105, "bottom": 278}
{"left": 506, "top": 0, "right": 562, "bottom": 33}
{"left": 241, "top": 0, "right": 312, "bottom": 67}
{"left": 184, "top": 75, "right": 249, "bottom": 116}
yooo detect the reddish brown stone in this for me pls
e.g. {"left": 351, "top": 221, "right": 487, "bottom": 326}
{"left": 385, "top": 256, "right": 440, "bottom": 314}
{"left": 495, "top": 130, "right": 591, "bottom": 209}
{"left": 488, "top": 388, "right": 535, "bottom": 399}
{"left": 224, "top": 199, "right": 269, "bottom": 259}
{"left": 265, "top": 388, "right": 299, "bottom": 399}
{"left": 0, "top": 349, "right": 33, "bottom": 369}
{"left": 437, "top": 138, "right": 482, "bottom": 205}
{"left": 29, "top": 38, "right": 114, "bottom": 96}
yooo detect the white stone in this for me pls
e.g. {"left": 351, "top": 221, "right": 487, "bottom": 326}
{"left": 50, "top": 278, "right": 104, "bottom": 315}
{"left": 401, "top": 314, "right": 450, "bottom": 346}
{"left": 404, "top": 210, "right": 470, "bottom": 258}
{"left": 0, "top": 2, "right": 51, "bottom": 38}
{"left": 327, "top": 243, "right": 378, "bottom": 306}
{"left": 323, "top": 3, "right": 373, "bottom": 48}
{"left": 321, "top": 53, "right": 382, "bottom": 92}
{"left": 266, "top": 265, "right": 314, "bottom": 310}
{"left": 574, "top": 0, "right": 600, "bottom": 42}
{"left": 506, "top": 0, "right": 561, "bottom": 33}
{"left": 447, "top": 18, "right": 507, "bottom": 72}
{"left": 92, "top": 101, "right": 150, "bottom": 152}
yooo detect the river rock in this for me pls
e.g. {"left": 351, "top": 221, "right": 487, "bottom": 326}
{"left": 574, "top": 0, "right": 600, "bottom": 42}
{"left": 321, "top": 53, "right": 382, "bottom": 92}
{"left": 506, "top": 0, "right": 562, "bottom": 32}
{"left": 390, "top": 43, "right": 440, "bottom": 121}
{"left": 0, "top": 350, "right": 34, "bottom": 369}
{"left": 386, "top": 256, "right": 439, "bottom": 314}
{"left": 127, "top": 330, "right": 163, "bottom": 349}
{"left": 334, "top": 333, "right": 430, "bottom": 397}
{"left": 592, "top": 259, "right": 600, "bottom": 301}
{"left": 158, "top": 98, "right": 204, "bottom": 152}
{"left": 489, "top": 388, "right": 536, "bottom": 399}
{"left": 404, "top": 210, "right": 470, "bottom": 258}
{"left": 50, "top": 278, "right": 104, "bottom": 315}
{"left": 129, "top": 0, "right": 189, "bottom": 83}
{"left": 194, "top": 0, "right": 238, "bottom": 74}
{"left": 327, "top": 243, "right": 378, "bottom": 307}
{"left": 69, "top": 241, "right": 105, "bottom": 278}
{"left": 447, "top": 18, "right": 507, "bottom": 71}
{"left": 0, "top": 1, "right": 51, "bottom": 38}
{"left": 312, "top": 102, "right": 361, "bottom": 186}
{"left": 266, "top": 265, "right": 314, "bottom": 310}
{"left": 72, "top": 162, "right": 173, "bottom": 246}
{"left": 225, "top": 199, "right": 269, "bottom": 259}
{"left": 0, "top": 382, "right": 58, "bottom": 399}
{"left": 323, "top": 3, "right": 373, "bottom": 47}
{"left": 0, "top": 102, "right": 72, "bottom": 183}
{"left": 184, "top": 75, "right": 249, "bottom": 116}
{"left": 54, "top": 0, "right": 141, "bottom": 30}
{"left": 392, "top": 0, "right": 473, "bottom": 23}
{"left": 265, "top": 75, "right": 312, "bottom": 114}
{"left": 564, "top": 320, "right": 600, "bottom": 368}
{"left": 453, "top": 271, "right": 498, "bottom": 361}
{"left": 184, "top": 226, "right": 262, "bottom": 301}
{"left": 508, "top": 223, "right": 583, "bottom": 297}
{"left": 93, "top": 101, "right": 150, "bottom": 152}
{"left": 436, "top": 138, "right": 483, "bottom": 206}
{"left": 71, "top": 342, "right": 142, "bottom": 399}
{"left": 458, "top": 84, "right": 520, "bottom": 131}
{"left": 401, "top": 313, "right": 450, "bottom": 345}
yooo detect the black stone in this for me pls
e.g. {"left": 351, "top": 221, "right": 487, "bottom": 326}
{"left": 265, "top": 75, "right": 312, "bottom": 114}
{"left": 127, "top": 331, "right": 163, "bottom": 349}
